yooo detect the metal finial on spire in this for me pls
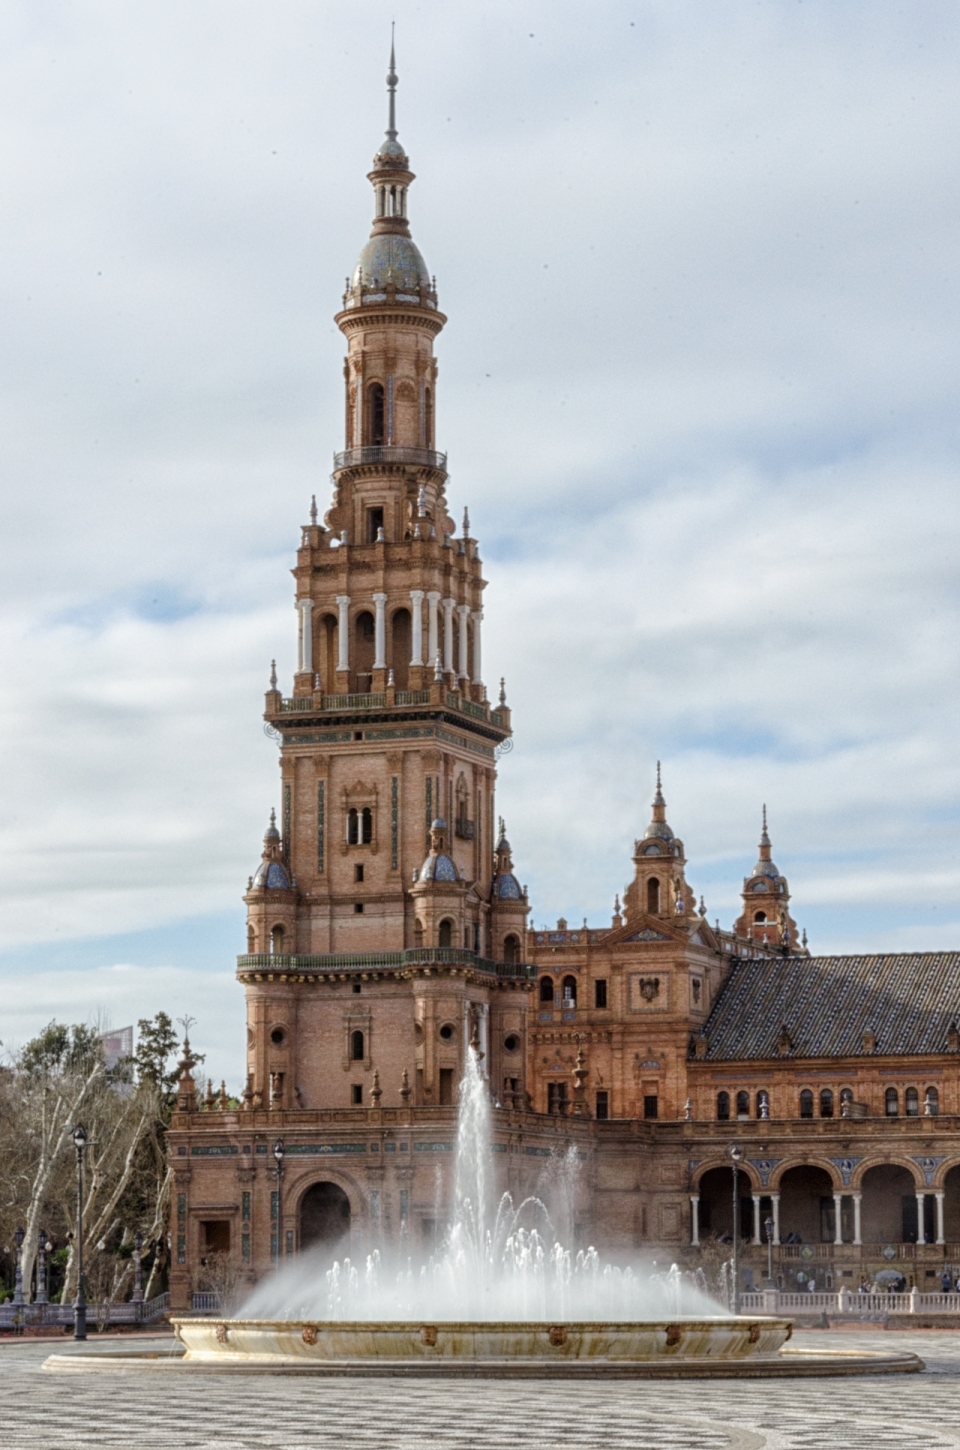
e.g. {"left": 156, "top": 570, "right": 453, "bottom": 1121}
{"left": 386, "top": 25, "right": 398, "bottom": 141}
{"left": 761, "top": 803, "right": 769, "bottom": 842}
{"left": 269, "top": 659, "right": 277, "bottom": 690}
{"left": 309, "top": 495, "right": 317, "bottom": 525}
{"left": 498, "top": 677, "right": 506, "bottom": 706}
{"left": 462, "top": 506, "right": 470, "bottom": 537}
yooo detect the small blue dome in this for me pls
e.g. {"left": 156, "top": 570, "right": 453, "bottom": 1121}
{"left": 353, "top": 234, "right": 430, "bottom": 294}
{"left": 496, "top": 873, "right": 522, "bottom": 900}
{"left": 419, "top": 853, "right": 458, "bottom": 883}
{"left": 253, "top": 859, "right": 291, "bottom": 890}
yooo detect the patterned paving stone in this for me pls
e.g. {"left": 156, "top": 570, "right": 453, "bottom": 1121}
{"left": 2, "top": 1331, "right": 960, "bottom": 1449}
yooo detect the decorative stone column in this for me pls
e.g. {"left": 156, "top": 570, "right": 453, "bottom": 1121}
{"left": 336, "top": 596, "right": 351, "bottom": 674}
{"left": 852, "top": 1192, "right": 862, "bottom": 1246}
{"left": 457, "top": 605, "right": 470, "bottom": 680}
{"left": 442, "top": 597, "right": 455, "bottom": 675}
{"left": 373, "top": 593, "right": 387, "bottom": 670}
{"left": 689, "top": 1194, "right": 700, "bottom": 1246}
{"left": 936, "top": 1191, "right": 946, "bottom": 1246}
{"left": 770, "top": 1193, "right": 780, "bottom": 1246}
{"left": 471, "top": 610, "right": 483, "bottom": 685}
{"left": 410, "top": 590, "right": 424, "bottom": 665}
{"left": 752, "top": 1196, "right": 762, "bottom": 1246}
{"left": 427, "top": 592, "right": 440, "bottom": 666}
{"left": 916, "top": 1191, "right": 927, "bottom": 1245}
{"left": 833, "top": 1193, "right": 843, "bottom": 1245}
{"left": 297, "top": 599, "right": 313, "bottom": 673}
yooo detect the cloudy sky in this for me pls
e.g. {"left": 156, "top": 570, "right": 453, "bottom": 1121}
{"left": 1, "top": 1, "right": 958, "bottom": 1085}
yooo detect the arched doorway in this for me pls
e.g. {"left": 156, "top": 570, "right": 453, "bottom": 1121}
{"left": 697, "top": 1166, "right": 756, "bottom": 1241}
{"left": 300, "top": 1182, "right": 351, "bottom": 1253}
{"left": 860, "top": 1163, "right": 925, "bottom": 1244}
{"left": 944, "top": 1164, "right": 960, "bottom": 1242}
{"left": 778, "top": 1165, "right": 835, "bottom": 1243}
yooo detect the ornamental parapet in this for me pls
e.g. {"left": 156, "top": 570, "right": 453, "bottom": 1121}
{"left": 333, "top": 445, "right": 447, "bottom": 472}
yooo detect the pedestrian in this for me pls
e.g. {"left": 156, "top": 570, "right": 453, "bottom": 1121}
{"left": 807, "top": 1276, "right": 816, "bottom": 1294}
{"left": 942, "top": 1270, "right": 952, "bottom": 1294}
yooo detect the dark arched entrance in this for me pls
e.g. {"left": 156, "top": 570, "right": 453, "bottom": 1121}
{"left": 300, "top": 1182, "right": 351, "bottom": 1252}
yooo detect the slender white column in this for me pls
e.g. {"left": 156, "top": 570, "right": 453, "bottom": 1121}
{"left": 410, "top": 590, "right": 424, "bottom": 665}
{"left": 916, "top": 1191, "right": 926, "bottom": 1245}
{"left": 336, "top": 596, "right": 351, "bottom": 673}
{"left": 457, "top": 605, "right": 470, "bottom": 680}
{"left": 471, "top": 610, "right": 483, "bottom": 685}
{"left": 853, "top": 1192, "right": 862, "bottom": 1245}
{"left": 752, "top": 1195, "right": 762, "bottom": 1246}
{"left": 690, "top": 1195, "right": 700, "bottom": 1247}
{"left": 373, "top": 593, "right": 387, "bottom": 669}
{"left": 936, "top": 1191, "right": 946, "bottom": 1246}
{"left": 296, "top": 599, "right": 313, "bottom": 673}
{"left": 442, "top": 597, "right": 455, "bottom": 674}
{"left": 771, "top": 1193, "right": 780, "bottom": 1246}
{"left": 427, "top": 591, "right": 440, "bottom": 666}
{"left": 833, "top": 1193, "right": 843, "bottom": 1245}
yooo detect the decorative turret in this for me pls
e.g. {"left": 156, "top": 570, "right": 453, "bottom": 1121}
{"left": 623, "top": 764, "right": 696, "bottom": 924}
{"left": 733, "top": 806, "right": 803, "bottom": 951}
{"left": 490, "top": 819, "right": 528, "bottom": 963}
{"left": 243, "top": 810, "right": 298, "bottom": 956}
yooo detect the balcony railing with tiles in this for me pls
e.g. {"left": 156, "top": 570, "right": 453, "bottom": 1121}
{"left": 237, "top": 948, "right": 535, "bottom": 980}
{"left": 333, "top": 445, "right": 447, "bottom": 472}
{"left": 276, "top": 690, "right": 505, "bottom": 730}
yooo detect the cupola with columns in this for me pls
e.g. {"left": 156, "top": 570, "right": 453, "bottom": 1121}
{"left": 622, "top": 764, "right": 697, "bottom": 925}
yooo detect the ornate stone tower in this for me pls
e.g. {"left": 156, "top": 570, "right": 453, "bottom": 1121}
{"left": 239, "top": 46, "right": 529, "bottom": 1114}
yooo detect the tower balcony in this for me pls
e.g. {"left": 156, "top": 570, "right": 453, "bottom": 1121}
{"left": 236, "top": 948, "right": 535, "bottom": 980}
{"left": 333, "top": 445, "right": 447, "bottom": 473}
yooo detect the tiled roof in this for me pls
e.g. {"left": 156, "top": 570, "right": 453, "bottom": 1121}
{"left": 702, "top": 952, "right": 960, "bottom": 1061}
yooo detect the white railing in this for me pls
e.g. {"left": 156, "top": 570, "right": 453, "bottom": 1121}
{"left": 190, "top": 1292, "right": 223, "bottom": 1313}
{"left": 738, "top": 1288, "right": 960, "bottom": 1315}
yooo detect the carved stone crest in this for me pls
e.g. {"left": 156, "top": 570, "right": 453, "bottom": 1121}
{"left": 638, "top": 977, "right": 660, "bottom": 1002}
{"left": 548, "top": 1325, "right": 567, "bottom": 1346}
{"left": 302, "top": 1324, "right": 318, "bottom": 1345}
{"left": 215, "top": 1322, "right": 229, "bottom": 1345}
{"left": 420, "top": 1324, "right": 438, "bottom": 1346}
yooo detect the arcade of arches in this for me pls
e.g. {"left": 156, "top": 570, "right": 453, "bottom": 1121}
{"left": 300, "top": 1182, "right": 351, "bottom": 1254}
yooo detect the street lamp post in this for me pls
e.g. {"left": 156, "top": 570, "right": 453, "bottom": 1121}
{"left": 729, "top": 1143, "right": 743, "bottom": 1315}
{"left": 273, "top": 1139, "right": 285, "bottom": 1262}
{"left": 765, "top": 1215, "right": 775, "bottom": 1286}
{"left": 36, "top": 1229, "right": 50, "bottom": 1307}
{"left": 72, "top": 1123, "right": 88, "bottom": 1341}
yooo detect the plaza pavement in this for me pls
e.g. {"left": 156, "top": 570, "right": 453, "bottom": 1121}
{"left": 3, "top": 1329, "right": 960, "bottom": 1448}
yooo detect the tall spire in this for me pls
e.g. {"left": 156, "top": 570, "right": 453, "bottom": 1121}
{"left": 386, "top": 26, "right": 398, "bottom": 143}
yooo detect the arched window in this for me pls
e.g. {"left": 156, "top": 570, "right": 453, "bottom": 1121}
{"left": 390, "top": 607, "right": 411, "bottom": 689}
{"left": 350, "top": 1030, "right": 364, "bottom": 1061}
{"left": 716, "top": 1091, "right": 730, "bottom": 1120}
{"left": 925, "top": 1086, "right": 940, "bottom": 1116}
{"left": 347, "top": 807, "right": 359, "bottom": 845}
{"left": 647, "top": 878, "right": 660, "bottom": 914}
{"left": 503, "top": 934, "right": 519, "bottom": 964}
{"left": 321, "top": 612, "right": 338, "bottom": 687}
{"left": 539, "top": 976, "right": 554, "bottom": 1004}
{"left": 735, "top": 1090, "right": 750, "bottom": 1117}
{"left": 270, "top": 925, "right": 284, "bottom": 954}
{"left": 754, "top": 911, "right": 767, "bottom": 923}
{"left": 413, "top": 919, "right": 424, "bottom": 948}
{"left": 840, "top": 1086, "right": 853, "bottom": 1107}
{"left": 756, "top": 1090, "right": 770, "bottom": 1119}
{"left": 820, "top": 1088, "right": 834, "bottom": 1118}
{"left": 367, "top": 382, "right": 385, "bottom": 445}
{"left": 438, "top": 918, "right": 453, "bottom": 949}
{"left": 885, "top": 1086, "right": 899, "bottom": 1117}
{"left": 905, "top": 1086, "right": 919, "bottom": 1116}
{"left": 424, "top": 387, "right": 433, "bottom": 447}
{"left": 562, "top": 976, "right": 577, "bottom": 1008}
{"left": 354, "top": 611, "right": 375, "bottom": 680}
{"left": 361, "top": 807, "right": 373, "bottom": 844}
{"left": 799, "top": 1088, "right": 814, "bottom": 1118}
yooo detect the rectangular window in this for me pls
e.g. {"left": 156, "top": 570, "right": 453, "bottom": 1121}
{"left": 354, "top": 902, "right": 364, "bottom": 913}
{"left": 367, "top": 506, "right": 384, "bottom": 542}
{"left": 351, "top": 1084, "right": 363, "bottom": 1104}
{"left": 317, "top": 779, "right": 325, "bottom": 874}
{"left": 643, "top": 1095, "right": 659, "bottom": 1120}
{"left": 439, "top": 1068, "right": 454, "bottom": 1105}
{"left": 355, "top": 863, "right": 364, "bottom": 882}
{"left": 241, "top": 1192, "right": 251, "bottom": 1224}
{"left": 594, "top": 979, "right": 608, "bottom": 1009}
{"left": 547, "top": 1082, "right": 568, "bottom": 1115}
{"left": 595, "top": 1091, "right": 609, "bottom": 1120}
{"left": 391, "top": 775, "right": 399, "bottom": 872}
{"left": 241, "top": 1233, "right": 250, "bottom": 1262}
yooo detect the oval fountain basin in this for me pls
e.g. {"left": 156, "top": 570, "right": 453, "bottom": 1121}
{"left": 172, "top": 1316, "right": 792, "bottom": 1364}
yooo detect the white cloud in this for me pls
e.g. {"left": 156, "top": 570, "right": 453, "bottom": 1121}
{"left": 1, "top": 2, "right": 960, "bottom": 1076}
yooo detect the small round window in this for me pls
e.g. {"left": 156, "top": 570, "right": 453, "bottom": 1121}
{"left": 270, "top": 1027, "right": 285, "bottom": 1046}
{"left": 439, "top": 1024, "right": 454, "bottom": 1041}
{"left": 504, "top": 1034, "right": 520, "bottom": 1053}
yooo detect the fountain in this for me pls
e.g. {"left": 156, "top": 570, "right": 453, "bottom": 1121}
{"left": 45, "top": 1048, "right": 922, "bottom": 1376}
